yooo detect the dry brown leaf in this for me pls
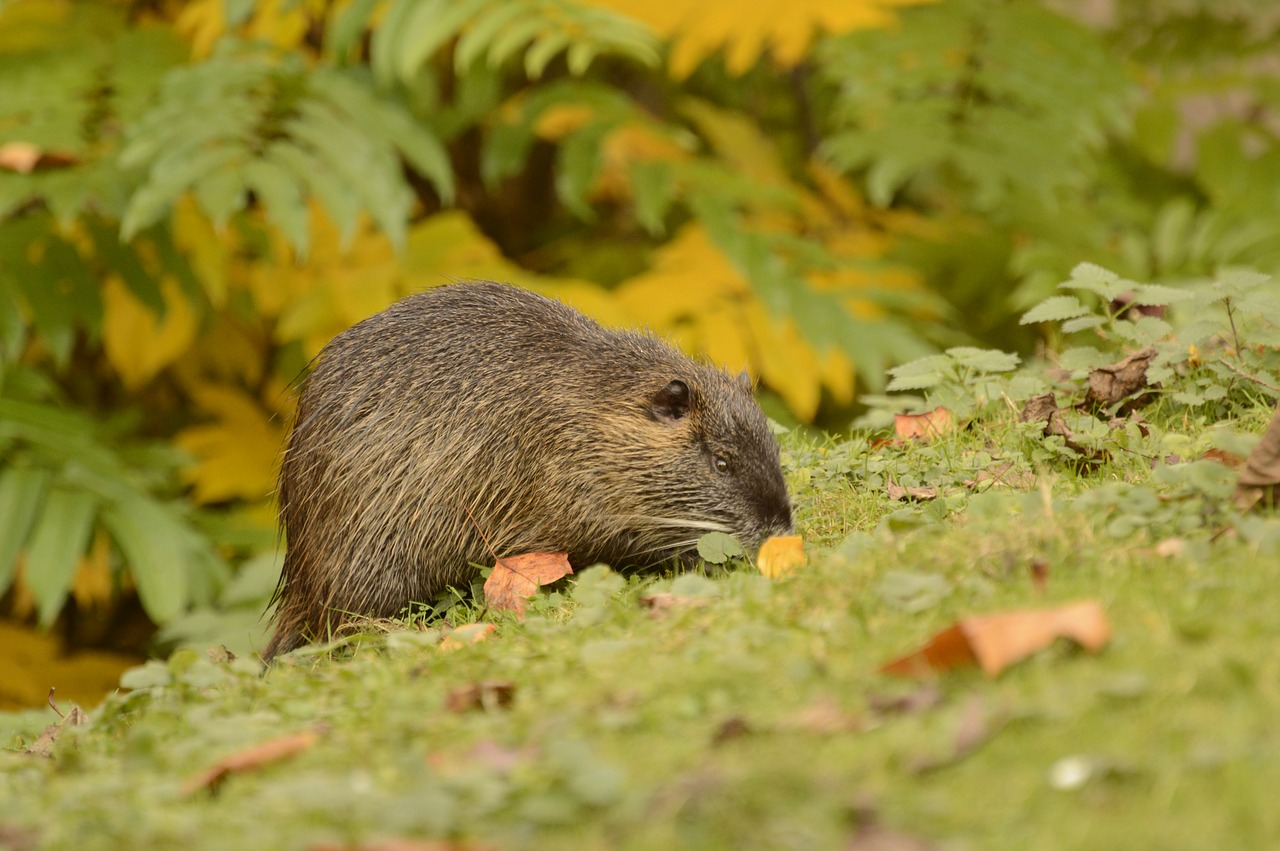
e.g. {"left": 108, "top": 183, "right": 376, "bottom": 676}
{"left": 1085, "top": 345, "right": 1156, "bottom": 408}
{"left": 1029, "top": 559, "right": 1049, "bottom": 593}
{"left": 756, "top": 535, "right": 807, "bottom": 578}
{"left": 638, "top": 592, "right": 711, "bottom": 617}
{"left": 1020, "top": 393, "right": 1107, "bottom": 467}
{"left": 0, "top": 141, "right": 78, "bottom": 173}
{"left": 1236, "top": 404, "right": 1280, "bottom": 509}
{"left": 26, "top": 705, "right": 88, "bottom": 758}
{"left": 712, "top": 716, "right": 752, "bottom": 745}
{"left": 0, "top": 824, "right": 39, "bottom": 851}
{"left": 183, "top": 729, "right": 322, "bottom": 795}
{"left": 886, "top": 479, "right": 938, "bottom": 502}
{"left": 880, "top": 600, "right": 1111, "bottom": 678}
{"left": 483, "top": 551, "right": 573, "bottom": 617}
{"left": 439, "top": 622, "right": 496, "bottom": 651}
{"left": 445, "top": 681, "right": 516, "bottom": 713}
{"left": 893, "top": 406, "right": 954, "bottom": 441}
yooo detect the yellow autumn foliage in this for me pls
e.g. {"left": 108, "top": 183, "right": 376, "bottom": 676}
{"left": 101, "top": 275, "right": 200, "bottom": 390}
{"left": 175, "top": 383, "right": 286, "bottom": 504}
{"left": 176, "top": 0, "right": 334, "bottom": 57}
{"left": 589, "top": 0, "right": 931, "bottom": 77}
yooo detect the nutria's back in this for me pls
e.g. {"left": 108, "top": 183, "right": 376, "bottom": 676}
{"left": 265, "top": 282, "right": 792, "bottom": 660}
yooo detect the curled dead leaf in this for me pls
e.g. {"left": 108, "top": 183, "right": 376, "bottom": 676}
{"left": 1085, "top": 345, "right": 1156, "bottom": 409}
{"left": 26, "top": 705, "right": 89, "bottom": 758}
{"left": 894, "top": 406, "right": 953, "bottom": 441}
{"left": 886, "top": 479, "right": 938, "bottom": 502}
{"left": 483, "top": 552, "right": 573, "bottom": 617}
{"left": 183, "top": 729, "right": 323, "bottom": 795}
{"left": 880, "top": 600, "right": 1111, "bottom": 678}
{"left": 757, "top": 535, "right": 807, "bottom": 579}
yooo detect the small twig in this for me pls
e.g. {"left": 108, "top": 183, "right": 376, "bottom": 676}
{"left": 48, "top": 688, "right": 64, "bottom": 719}
{"left": 1219, "top": 358, "right": 1280, "bottom": 394}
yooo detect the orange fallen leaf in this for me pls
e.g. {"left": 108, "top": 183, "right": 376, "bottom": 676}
{"left": 183, "top": 729, "right": 321, "bottom": 795}
{"left": 483, "top": 551, "right": 573, "bottom": 617}
{"left": 757, "top": 535, "right": 807, "bottom": 579}
{"left": 0, "top": 141, "right": 79, "bottom": 173}
{"left": 880, "top": 600, "right": 1111, "bottom": 678}
{"left": 894, "top": 406, "right": 954, "bottom": 441}
{"left": 439, "top": 622, "right": 495, "bottom": 651}
{"left": 445, "top": 680, "right": 516, "bottom": 713}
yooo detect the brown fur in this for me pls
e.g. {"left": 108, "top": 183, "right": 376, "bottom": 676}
{"left": 264, "top": 282, "right": 792, "bottom": 660}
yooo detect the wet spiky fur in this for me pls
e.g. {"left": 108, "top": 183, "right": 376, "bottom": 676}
{"left": 264, "top": 282, "right": 792, "bottom": 660}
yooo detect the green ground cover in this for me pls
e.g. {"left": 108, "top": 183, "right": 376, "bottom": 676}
{"left": 4, "top": 267, "right": 1280, "bottom": 849}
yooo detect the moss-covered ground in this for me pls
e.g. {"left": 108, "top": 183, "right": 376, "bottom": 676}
{"left": 4, "top": 396, "right": 1280, "bottom": 850}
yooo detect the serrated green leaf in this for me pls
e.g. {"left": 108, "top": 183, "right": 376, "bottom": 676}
{"left": 122, "top": 146, "right": 242, "bottom": 240}
{"left": 629, "top": 160, "right": 674, "bottom": 234}
{"left": 556, "top": 124, "right": 607, "bottom": 220}
{"left": 192, "top": 167, "right": 247, "bottom": 229}
{"left": 312, "top": 71, "right": 455, "bottom": 203}
{"left": 454, "top": 1, "right": 529, "bottom": 69}
{"left": 697, "top": 532, "right": 745, "bottom": 565}
{"left": 485, "top": 16, "right": 547, "bottom": 69}
{"left": 1061, "top": 315, "right": 1106, "bottom": 334}
{"left": 269, "top": 142, "right": 361, "bottom": 246}
{"left": 0, "top": 467, "right": 50, "bottom": 592}
{"left": 370, "top": 0, "right": 420, "bottom": 86}
{"left": 26, "top": 488, "right": 96, "bottom": 627}
{"left": 326, "top": 0, "right": 380, "bottom": 62}
{"left": 566, "top": 40, "right": 598, "bottom": 76}
{"left": 102, "top": 498, "right": 190, "bottom": 624}
{"left": 526, "top": 31, "right": 571, "bottom": 78}
{"left": 243, "top": 158, "right": 309, "bottom": 256}
{"left": 396, "top": 0, "right": 483, "bottom": 81}
{"left": 1063, "top": 262, "right": 1127, "bottom": 299}
{"left": 945, "top": 347, "right": 1020, "bottom": 373}
{"left": 1019, "top": 295, "right": 1090, "bottom": 325}
{"left": 886, "top": 371, "right": 946, "bottom": 392}
{"left": 1129, "top": 283, "right": 1192, "bottom": 306}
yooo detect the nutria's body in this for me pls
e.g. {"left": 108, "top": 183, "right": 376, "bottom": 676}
{"left": 264, "top": 282, "right": 792, "bottom": 660}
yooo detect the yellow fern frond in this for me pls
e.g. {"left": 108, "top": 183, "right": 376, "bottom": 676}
{"left": 102, "top": 276, "right": 200, "bottom": 390}
{"left": 175, "top": 384, "right": 285, "bottom": 504}
{"left": 590, "top": 0, "right": 931, "bottom": 77}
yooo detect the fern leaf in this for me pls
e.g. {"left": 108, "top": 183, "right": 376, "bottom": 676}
{"left": 1019, "top": 295, "right": 1090, "bottom": 325}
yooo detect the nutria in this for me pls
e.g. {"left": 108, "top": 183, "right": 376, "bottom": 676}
{"left": 264, "top": 281, "right": 793, "bottom": 660}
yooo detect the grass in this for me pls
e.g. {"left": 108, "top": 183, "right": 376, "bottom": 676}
{"left": 4, "top": 391, "right": 1280, "bottom": 850}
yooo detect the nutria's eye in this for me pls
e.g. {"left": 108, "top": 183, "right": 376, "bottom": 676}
{"left": 713, "top": 455, "right": 731, "bottom": 475}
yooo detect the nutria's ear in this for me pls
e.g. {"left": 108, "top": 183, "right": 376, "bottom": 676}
{"left": 652, "top": 379, "right": 691, "bottom": 422}
{"left": 737, "top": 370, "right": 752, "bottom": 391}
